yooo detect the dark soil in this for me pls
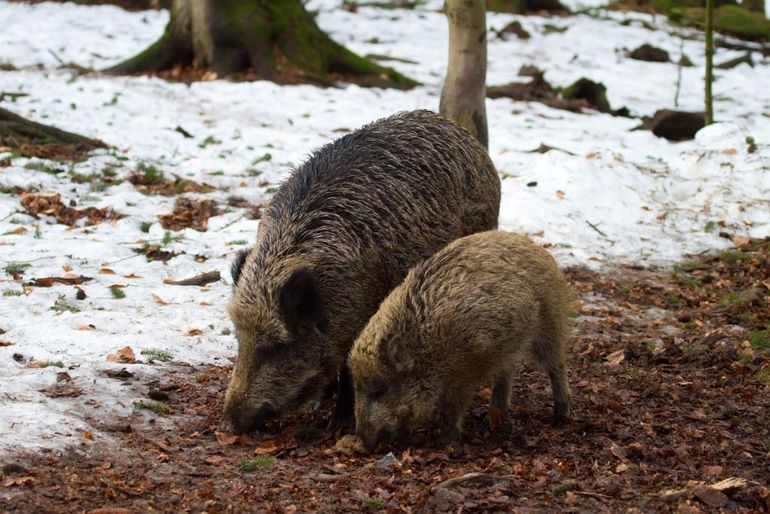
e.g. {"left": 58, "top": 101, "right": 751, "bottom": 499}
{"left": 2, "top": 241, "right": 769, "bottom": 512}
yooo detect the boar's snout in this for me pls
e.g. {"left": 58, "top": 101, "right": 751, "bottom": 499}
{"left": 356, "top": 421, "right": 388, "bottom": 452}
{"left": 220, "top": 402, "right": 274, "bottom": 435}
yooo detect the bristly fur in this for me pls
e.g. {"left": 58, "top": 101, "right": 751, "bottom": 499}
{"left": 349, "top": 231, "right": 574, "bottom": 450}
{"left": 222, "top": 110, "right": 501, "bottom": 433}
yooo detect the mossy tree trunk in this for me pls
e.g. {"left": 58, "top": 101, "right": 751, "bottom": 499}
{"left": 739, "top": 0, "right": 764, "bottom": 12}
{"left": 106, "top": 0, "right": 417, "bottom": 88}
{"left": 486, "top": 0, "right": 566, "bottom": 13}
{"left": 440, "top": 0, "right": 488, "bottom": 149}
{"left": 0, "top": 107, "right": 106, "bottom": 159}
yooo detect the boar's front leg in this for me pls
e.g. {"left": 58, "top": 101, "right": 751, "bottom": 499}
{"left": 491, "top": 371, "right": 512, "bottom": 429}
{"left": 328, "top": 364, "right": 354, "bottom": 430}
{"left": 434, "top": 392, "right": 470, "bottom": 448}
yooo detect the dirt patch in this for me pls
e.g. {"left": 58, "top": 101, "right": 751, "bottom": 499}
{"left": 1, "top": 244, "right": 769, "bottom": 512}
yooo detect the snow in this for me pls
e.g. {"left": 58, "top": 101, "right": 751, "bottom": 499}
{"left": 0, "top": 0, "right": 768, "bottom": 455}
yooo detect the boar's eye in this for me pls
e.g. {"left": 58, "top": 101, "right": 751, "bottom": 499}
{"left": 368, "top": 384, "right": 388, "bottom": 402}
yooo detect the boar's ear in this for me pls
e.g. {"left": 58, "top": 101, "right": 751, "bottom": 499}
{"left": 279, "top": 268, "right": 323, "bottom": 328}
{"left": 380, "top": 335, "right": 414, "bottom": 372}
{"left": 231, "top": 249, "right": 250, "bottom": 286}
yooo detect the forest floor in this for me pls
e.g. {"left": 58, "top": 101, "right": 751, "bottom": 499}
{"left": 2, "top": 238, "right": 768, "bottom": 513}
{"left": 1, "top": 0, "right": 770, "bottom": 512}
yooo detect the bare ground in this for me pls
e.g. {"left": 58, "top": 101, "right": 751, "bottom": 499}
{"left": 1, "top": 238, "right": 769, "bottom": 513}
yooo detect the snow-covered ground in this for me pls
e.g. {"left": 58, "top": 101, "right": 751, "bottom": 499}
{"left": 0, "top": 0, "right": 768, "bottom": 455}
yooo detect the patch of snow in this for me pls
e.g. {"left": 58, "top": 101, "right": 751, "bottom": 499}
{"left": 0, "top": 0, "right": 768, "bottom": 455}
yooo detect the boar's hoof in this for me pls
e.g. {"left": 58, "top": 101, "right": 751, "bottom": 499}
{"left": 552, "top": 410, "right": 570, "bottom": 427}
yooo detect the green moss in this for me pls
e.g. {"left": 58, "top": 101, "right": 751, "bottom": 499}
{"left": 2, "top": 289, "right": 24, "bottom": 296}
{"left": 134, "top": 400, "right": 172, "bottom": 414}
{"left": 720, "top": 291, "right": 742, "bottom": 306}
{"left": 561, "top": 78, "right": 610, "bottom": 112}
{"left": 718, "top": 250, "right": 751, "bottom": 263}
{"left": 669, "top": 4, "right": 770, "bottom": 41}
{"left": 40, "top": 360, "right": 64, "bottom": 368}
{"left": 554, "top": 481, "right": 579, "bottom": 495}
{"left": 360, "top": 497, "right": 386, "bottom": 511}
{"left": 50, "top": 295, "right": 81, "bottom": 313}
{"left": 241, "top": 455, "right": 274, "bottom": 472}
{"left": 714, "top": 5, "right": 770, "bottom": 40}
{"left": 748, "top": 327, "right": 770, "bottom": 348}
{"left": 110, "top": 286, "right": 126, "bottom": 299}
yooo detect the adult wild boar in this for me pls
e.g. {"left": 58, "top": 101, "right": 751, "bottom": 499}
{"left": 223, "top": 110, "right": 501, "bottom": 433}
{"left": 349, "top": 231, "right": 573, "bottom": 450}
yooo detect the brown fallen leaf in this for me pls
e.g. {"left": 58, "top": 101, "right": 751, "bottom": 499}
{"left": 3, "top": 476, "right": 34, "bottom": 487}
{"left": 62, "top": 265, "right": 73, "bottom": 272}
{"left": 27, "top": 275, "right": 92, "bottom": 287}
{"left": 731, "top": 235, "right": 751, "bottom": 248}
{"left": 123, "top": 273, "right": 142, "bottom": 279}
{"left": 215, "top": 431, "right": 255, "bottom": 446}
{"left": 158, "top": 197, "right": 219, "bottom": 232}
{"left": 20, "top": 192, "right": 123, "bottom": 227}
{"left": 83, "top": 431, "right": 94, "bottom": 441}
{"left": 692, "top": 484, "right": 729, "bottom": 507}
{"left": 151, "top": 293, "right": 169, "bottom": 306}
{"left": 106, "top": 346, "right": 136, "bottom": 364}
{"left": 205, "top": 455, "right": 225, "bottom": 465}
{"left": 722, "top": 148, "right": 737, "bottom": 156}
{"left": 98, "top": 268, "right": 116, "bottom": 275}
{"left": 556, "top": 190, "right": 566, "bottom": 199}
{"left": 86, "top": 508, "right": 134, "bottom": 514}
{"left": 185, "top": 328, "right": 203, "bottom": 337}
{"left": 604, "top": 349, "right": 625, "bottom": 367}
{"left": 77, "top": 324, "right": 96, "bottom": 331}
{"left": 254, "top": 439, "right": 278, "bottom": 455}
{"left": 0, "top": 341, "right": 13, "bottom": 347}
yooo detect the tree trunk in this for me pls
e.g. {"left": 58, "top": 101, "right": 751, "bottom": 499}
{"left": 705, "top": 0, "right": 714, "bottom": 125}
{"left": 440, "top": 0, "right": 488, "bottom": 149}
{"left": 106, "top": 0, "right": 417, "bottom": 89}
{"left": 0, "top": 107, "right": 106, "bottom": 160}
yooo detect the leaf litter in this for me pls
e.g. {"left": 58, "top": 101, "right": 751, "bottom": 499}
{"left": 2, "top": 241, "right": 769, "bottom": 512}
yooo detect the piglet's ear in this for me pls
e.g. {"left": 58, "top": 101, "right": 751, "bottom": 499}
{"left": 279, "top": 268, "right": 323, "bottom": 329}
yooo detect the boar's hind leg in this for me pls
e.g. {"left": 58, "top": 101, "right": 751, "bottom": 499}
{"left": 490, "top": 372, "right": 512, "bottom": 426}
{"left": 531, "top": 334, "right": 571, "bottom": 425}
{"left": 327, "top": 365, "right": 354, "bottom": 431}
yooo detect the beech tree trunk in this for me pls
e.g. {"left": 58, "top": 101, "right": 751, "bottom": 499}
{"left": 440, "top": 0, "right": 488, "bottom": 149}
{"left": 106, "top": 0, "right": 417, "bottom": 89}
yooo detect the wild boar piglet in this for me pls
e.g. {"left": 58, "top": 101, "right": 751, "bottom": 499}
{"left": 349, "top": 231, "right": 573, "bottom": 450}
